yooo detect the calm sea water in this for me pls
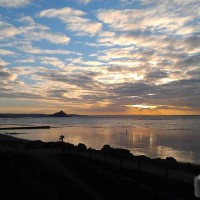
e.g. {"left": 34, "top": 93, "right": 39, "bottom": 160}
{"left": 0, "top": 115, "right": 200, "bottom": 164}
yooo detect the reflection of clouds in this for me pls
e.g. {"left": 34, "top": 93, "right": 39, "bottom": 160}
{"left": 12, "top": 122, "right": 200, "bottom": 164}
{"left": 113, "top": 128, "right": 200, "bottom": 164}
{"left": 156, "top": 146, "right": 196, "bottom": 164}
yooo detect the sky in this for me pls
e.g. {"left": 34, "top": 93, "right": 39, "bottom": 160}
{"left": 0, "top": 0, "right": 200, "bottom": 115}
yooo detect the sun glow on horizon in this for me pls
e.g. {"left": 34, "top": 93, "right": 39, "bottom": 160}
{"left": 126, "top": 104, "right": 157, "bottom": 110}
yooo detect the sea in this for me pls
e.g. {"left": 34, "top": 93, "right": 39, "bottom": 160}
{"left": 0, "top": 115, "right": 200, "bottom": 164}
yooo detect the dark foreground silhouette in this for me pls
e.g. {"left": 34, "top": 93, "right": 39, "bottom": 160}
{"left": 0, "top": 133, "right": 199, "bottom": 200}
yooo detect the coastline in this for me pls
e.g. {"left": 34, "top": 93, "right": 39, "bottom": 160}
{"left": 0, "top": 133, "right": 199, "bottom": 200}
{"left": 1, "top": 115, "right": 200, "bottom": 166}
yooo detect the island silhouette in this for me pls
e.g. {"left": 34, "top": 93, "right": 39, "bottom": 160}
{"left": 47, "top": 110, "right": 70, "bottom": 117}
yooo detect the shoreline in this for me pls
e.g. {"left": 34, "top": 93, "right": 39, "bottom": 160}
{"left": 1, "top": 132, "right": 199, "bottom": 175}
{"left": 1, "top": 115, "right": 200, "bottom": 167}
{"left": 0, "top": 133, "right": 199, "bottom": 199}
{"left": 1, "top": 131, "right": 200, "bottom": 166}
{"left": 1, "top": 131, "right": 200, "bottom": 165}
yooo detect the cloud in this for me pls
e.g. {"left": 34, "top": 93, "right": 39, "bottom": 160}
{"left": 110, "top": 78, "right": 200, "bottom": 110}
{"left": 0, "top": 48, "right": 16, "bottom": 55}
{"left": 0, "top": 91, "right": 43, "bottom": 99}
{"left": 18, "top": 16, "right": 70, "bottom": 44}
{"left": 15, "top": 58, "right": 35, "bottom": 63}
{"left": 98, "top": 31, "right": 116, "bottom": 38}
{"left": 97, "top": 46, "right": 154, "bottom": 60}
{"left": 95, "top": 31, "right": 199, "bottom": 86}
{"left": 0, "top": 21, "right": 22, "bottom": 40}
{"left": 145, "top": 69, "right": 169, "bottom": 83}
{"left": 97, "top": 9, "right": 190, "bottom": 33}
{"left": 179, "top": 36, "right": 200, "bottom": 54}
{"left": 0, "top": 70, "right": 17, "bottom": 81}
{"left": 0, "top": 0, "right": 31, "bottom": 8}
{"left": 39, "top": 7, "right": 102, "bottom": 36}
{"left": 18, "top": 44, "right": 78, "bottom": 55}
{"left": 120, "top": 0, "right": 135, "bottom": 6}
{"left": 155, "top": 79, "right": 200, "bottom": 108}
{"left": 141, "top": 0, "right": 200, "bottom": 20}
{"left": 112, "top": 82, "right": 154, "bottom": 97}
{"left": 39, "top": 57, "right": 65, "bottom": 69}
{"left": 1, "top": 60, "right": 199, "bottom": 113}
{"left": 97, "top": 33, "right": 166, "bottom": 48}
{"left": 0, "top": 59, "right": 9, "bottom": 67}
{"left": 71, "top": 57, "right": 104, "bottom": 66}
{"left": 17, "top": 16, "right": 49, "bottom": 31}
{"left": 176, "top": 54, "right": 200, "bottom": 69}
{"left": 10, "top": 66, "right": 48, "bottom": 76}
{"left": 0, "top": 17, "right": 70, "bottom": 45}
{"left": 36, "top": 70, "right": 101, "bottom": 90}
{"left": 187, "top": 69, "right": 200, "bottom": 79}
{"left": 97, "top": 0, "right": 199, "bottom": 36}
{"left": 0, "top": 0, "right": 199, "bottom": 114}
{"left": 75, "top": 0, "right": 93, "bottom": 5}
{"left": 176, "top": 24, "right": 200, "bottom": 36}
{"left": 25, "top": 31, "right": 70, "bottom": 44}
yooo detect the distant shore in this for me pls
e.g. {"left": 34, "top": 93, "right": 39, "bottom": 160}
{"left": 1, "top": 113, "right": 200, "bottom": 118}
{"left": 0, "top": 114, "right": 83, "bottom": 118}
{"left": 0, "top": 132, "right": 199, "bottom": 200}
{"left": 0, "top": 110, "right": 84, "bottom": 118}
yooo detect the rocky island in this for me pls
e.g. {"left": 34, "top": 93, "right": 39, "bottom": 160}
{"left": 47, "top": 110, "right": 71, "bottom": 117}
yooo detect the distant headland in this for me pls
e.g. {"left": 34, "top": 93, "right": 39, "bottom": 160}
{"left": 0, "top": 110, "right": 83, "bottom": 118}
{"left": 47, "top": 110, "right": 70, "bottom": 117}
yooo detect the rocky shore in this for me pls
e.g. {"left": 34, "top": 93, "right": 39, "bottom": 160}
{"left": 0, "top": 133, "right": 199, "bottom": 200}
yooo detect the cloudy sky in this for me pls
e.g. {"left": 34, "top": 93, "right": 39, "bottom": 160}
{"left": 0, "top": 0, "right": 200, "bottom": 115}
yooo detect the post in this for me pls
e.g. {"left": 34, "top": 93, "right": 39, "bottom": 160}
{"left": 165, "top": 161, "right": 168, "bottom": 179}
{"left": 89, "top": 147, "right": 92, "bottom": 161}
{"left": 104, "top": 151, "right": 107, "bottom": 164}
{"left": 59, "top": 135, "right": 64, "bottom": 143}
{"left": 67, "top": 143, "right": 70, "bottom": 155}
{"left": 119, "top": 155, "right": 122, "bottom": 170}
{"left": 137, "top": 156, "right": 141, "bottom": 172}
{"left": 77, "top": 147, "right": 80, "bottom": 161}
{"left": 59, "top": 135, "right": 65, "bottom": 155}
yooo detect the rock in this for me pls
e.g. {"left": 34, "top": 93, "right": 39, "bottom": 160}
{"left": 101, "top": 144, "right": 133, "bottom": 159}
{"left": 115, "top": 148, "right": 133, "bottom": 158}
{"left": 47, "top": 110, "right": 70, "bottom": 117}
{"left": 101, "top": 144, "right": 112, "bottom": 152}
{"left": 166, "top": 157, "right": 177, "bottom": 163}
{"left": 77, "top": 143, "right": 87, "bottom": 151}
{"left": 139, "top": 155, "right": 151, "bottom": 161}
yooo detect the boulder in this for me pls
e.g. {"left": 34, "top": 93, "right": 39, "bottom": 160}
{"left": 101, "top": 144, "right": 112, "bottom": 152}
{"left": 166, "top": 157, "right": 177, "bottom": 163}
{"left": 101, "top": 144, "right": 133, "bottom": 159}
{"left": 77, "top": 143, "right": 87, "bottom": 151}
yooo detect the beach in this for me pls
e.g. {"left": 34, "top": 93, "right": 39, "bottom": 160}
{"left": 0, "top": 132, "right": 199, "bottom": 200}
